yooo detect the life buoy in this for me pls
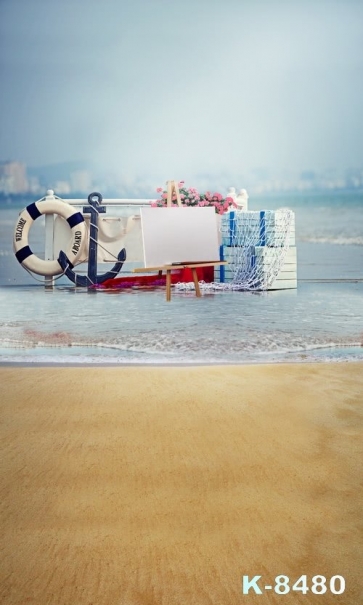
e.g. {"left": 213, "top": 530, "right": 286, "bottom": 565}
{"left": 13, "top": 199, "right": 87, "bottom": 276}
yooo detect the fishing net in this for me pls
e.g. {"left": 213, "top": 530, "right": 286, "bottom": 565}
{"left": 175, "top": 209, "right": 295, "bottom": 292}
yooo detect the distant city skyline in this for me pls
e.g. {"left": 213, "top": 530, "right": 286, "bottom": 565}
{"left": 1, "top": 158, "right": 362, "bottom": 198}
{"left": 1, "top": 0, "right": 363, "bottom": 183}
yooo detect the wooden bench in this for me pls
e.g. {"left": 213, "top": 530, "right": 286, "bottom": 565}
{"left": 133, "top": 261, "right": 227, "bottom": 301}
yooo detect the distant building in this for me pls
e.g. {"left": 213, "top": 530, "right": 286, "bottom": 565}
{"left": 345, "top": 168, "right": 362, "bottom": 189}
{"left": 0, "top": 161, "right": 28, "bottom": 194}
{"left": 28, "top": 176, "right": 42, "bottom": 195}
{"left": 54, "top": 180, "right": 72, "bottom": 195}
{"left": 70, "top": 170, "right": 92, "bottom": 193}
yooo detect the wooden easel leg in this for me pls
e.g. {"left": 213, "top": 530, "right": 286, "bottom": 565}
{"left": 166, "top": 270, "right": 172, "bottom": 301}
{"left": 166, "top": 181, "right": 173, "bottom": 207}
{"left": 191, "top": 268, "right": 201, "bottom": 297}
{"left": 166, "top": 180, "right": 182, "bottom": 207}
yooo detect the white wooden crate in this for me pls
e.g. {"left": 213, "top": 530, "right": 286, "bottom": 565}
{"left": 221, "top": 210, "right": 295, "bottom": 247}
{"left": 216, "top": 245, "right": 297, "bottom": 290}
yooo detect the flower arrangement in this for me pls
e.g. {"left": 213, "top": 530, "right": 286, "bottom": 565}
{"left": 150, "top": 181, "right": 237, "bottom": 215}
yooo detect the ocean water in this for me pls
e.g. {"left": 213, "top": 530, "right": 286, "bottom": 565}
{"left": 0, "top": 191, "right": 362, "bottom": 365}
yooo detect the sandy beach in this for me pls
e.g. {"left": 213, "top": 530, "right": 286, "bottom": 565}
{"left": 0, "top": 363, "right": 362, "bottom": 604}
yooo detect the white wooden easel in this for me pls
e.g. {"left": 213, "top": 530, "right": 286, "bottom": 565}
{"left": 133, "top": 180, "right": 227, "bottom": 301}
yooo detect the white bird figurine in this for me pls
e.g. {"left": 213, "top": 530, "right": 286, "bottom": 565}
{"left": 236, "top": 189, "right": 249, "bottom": 211}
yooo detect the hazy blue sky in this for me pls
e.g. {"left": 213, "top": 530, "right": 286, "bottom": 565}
{"left": 1, "top": 0, "right": 363, "bottom": 182}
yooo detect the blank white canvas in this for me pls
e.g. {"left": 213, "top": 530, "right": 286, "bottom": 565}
{"left": 140, "top": 207, "right": 220, "bottom": 267}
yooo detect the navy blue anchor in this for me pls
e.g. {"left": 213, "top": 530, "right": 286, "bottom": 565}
{"left": 58, "top": 192, "right": 126, "bottom": 287}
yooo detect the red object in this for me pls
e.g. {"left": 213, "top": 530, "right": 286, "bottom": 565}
{"left": 181, "top": 266, "right": 214, "bottom": 283}
{"left": 100, "top": 270, "right": 184, "bottom": 289}
{"left": 98, "top": 266, "right": 214, "bottom": 290}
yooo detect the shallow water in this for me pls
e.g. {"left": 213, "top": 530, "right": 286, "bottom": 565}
{"left": 1, "top": 191, "right": 362, "bottom": 364}
{"left": 0, "top": 279, "right": 362, "bottom": 365}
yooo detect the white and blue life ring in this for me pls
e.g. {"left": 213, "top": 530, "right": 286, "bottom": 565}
{"left": 13, "top": 199, "right": 86, "bottom": 276}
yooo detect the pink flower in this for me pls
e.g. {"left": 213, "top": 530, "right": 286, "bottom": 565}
{"left": 213, "top": 192, "right": 222, "bottom": 201}
{"left": 154, "top": 183, "right": 235, "bottom": 214}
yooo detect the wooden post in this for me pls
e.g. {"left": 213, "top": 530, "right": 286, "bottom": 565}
{"left": 44, "top": 213, "right": 54, "bottom": 289}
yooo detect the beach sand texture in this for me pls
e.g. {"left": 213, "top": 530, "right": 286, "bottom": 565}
{"left": 1, "top": 363, "right": 362, "bottom": 605}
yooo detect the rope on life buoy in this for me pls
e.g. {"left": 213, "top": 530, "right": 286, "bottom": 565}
{"left": 13, "top": 199, "right": 87, "bottom": 276}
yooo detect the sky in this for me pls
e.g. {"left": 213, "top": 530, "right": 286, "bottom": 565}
{"left": 1, "top": 0, "right": 363, "bottom": 185}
